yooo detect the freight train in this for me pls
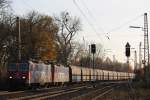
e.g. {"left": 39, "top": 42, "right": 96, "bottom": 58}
{"left": 7, "top": 61, "right": 135, "bottom": 88}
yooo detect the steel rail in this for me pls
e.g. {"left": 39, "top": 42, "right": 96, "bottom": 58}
{"left": 9, "top": 85, "right": 87, "bottom": 100}
{"left": 71, "top": 84, "right": 116, "bottom": 100}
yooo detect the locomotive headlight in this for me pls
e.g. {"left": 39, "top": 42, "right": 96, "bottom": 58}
{"left": 9, "top": 76, "right": 12, "bottom": 79}
{"left": 22, "top": 76, "right": 26, "bottom": 79}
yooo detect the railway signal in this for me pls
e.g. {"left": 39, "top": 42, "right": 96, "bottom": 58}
{"left": 91, "top": 44, "right": 96, "bottom": 54}
{"left": 125, "top": 42, "right": 130, "bottom": 79}
{"left": 125, "top": 42, "right": 130, "bottom": 57}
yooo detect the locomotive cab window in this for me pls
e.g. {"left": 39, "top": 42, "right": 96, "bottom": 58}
{"left": 19, "top": 63, "right": 29, "bottom": 71}
{"left": 8, "top": 63, "right": 17, "bottom": 71}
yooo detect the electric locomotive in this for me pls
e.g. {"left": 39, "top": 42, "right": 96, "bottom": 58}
{"left": 7, "top": 61, "right": 135, "bottom": 89}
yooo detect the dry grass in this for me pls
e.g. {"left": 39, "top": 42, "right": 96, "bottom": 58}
{"left": 101, "top": 82, "right": 150, "bottom": 100}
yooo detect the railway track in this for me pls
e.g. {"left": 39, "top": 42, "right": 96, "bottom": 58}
{"left": 0, "top": 90, "right": 24, "bottom": 95}
{"left": 71, "top": 84, "right": 117, "bottom": 100}
{"left": 36, "top": 82, "right": 122, "bottom": 100}
{"left": 20, "top": 85, "right": 87, "bottom": 100}
{"left": 126, "top": 80, "right": 137, "bottom": 99}
{"left": 0, "top": 87, "right": 61, "bottom": 99}
{"left": 0, "top": 84, "right": 88, "bottom": 100}
{"left": 0, "top": 81, "right": 128, "bottom": 100}
{"left": 92, "top": 85, "right": 118, "bottom": 100}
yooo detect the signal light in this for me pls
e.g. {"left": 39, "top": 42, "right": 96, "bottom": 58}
{"left": 125, "top": 42, "right": 130, "bottom": 57}
{"left": 91, "top": 44, "right": 96, "bottom": 54}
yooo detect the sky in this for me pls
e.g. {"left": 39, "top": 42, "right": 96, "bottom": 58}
{"left": 11, "top": 0, "right": 150, "bottom": 65}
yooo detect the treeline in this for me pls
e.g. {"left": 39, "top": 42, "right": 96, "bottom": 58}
{"left": 0, "top": 0, "right": 132, "bottom": 72}
{"left": 0, "top": 0, "right": 81, "bottom": 67}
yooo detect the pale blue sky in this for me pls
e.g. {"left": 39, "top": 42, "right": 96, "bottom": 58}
{"left": 11, "top": 0, "right": 150, "bottom": 63}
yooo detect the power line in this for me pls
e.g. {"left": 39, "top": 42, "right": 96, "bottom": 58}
{"left": 74, "top": 0, "right": 143, "bottom": 41}
{"left": 21, "top": 0, "right": 35, "bottom": 10}
{"left": 80, "top": 0, "right": 110, "bottom": 40}
{"left": 11, "top": 0, "right": 35, "bottom": 16}
{"left": 73, "top": 0, "right": 105, "bottom": 43}
{"left": 108, "top": 14, "right": 143, "bottom": 33}
{"left": 80, "top": 0, "right": 105, "bottom": 32}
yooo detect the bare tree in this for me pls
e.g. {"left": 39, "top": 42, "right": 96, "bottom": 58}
{"left": 55, "top": 11, "right": 81, "bottom": 66}
{"left": 0, "top": 0, "right": 10, "bottom": 9}
{"left": 0, "top": 0, "right": 13, "bottom": 66}
{"left": 70, "top": 42, "right": 85, "bottom": 65}
{"left": 0, "top": 10, "right": 59, "bottom": 64}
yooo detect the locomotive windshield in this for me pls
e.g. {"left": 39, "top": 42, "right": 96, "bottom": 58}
{"left": 8, "top": 63, "right": 28, "bottom": 71}
{"left": 8, "top": 63, "right": 17, "bottom": 71}
{"left": 18, "top": 63, "right": 28, "bottom": 71}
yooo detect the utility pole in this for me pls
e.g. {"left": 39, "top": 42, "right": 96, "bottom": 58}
{"left": 134, "top": 50, "right": 137, "bottom": 72}
{"left": 16, "top": 17, "right": 21, "bottom": 62}
{"left": 129, "top": 13, "right": 150, "bottom": 85}
{"left": 91, "top": 44, "right": 96, "bottom": 82}
{"left": 143, "top": 13, "right": 150, "bottom": 85}
{"left": 88, "top": 45, "right": 91, "bottom": 81}
{"left": 89, "top": 45, "right": 91, "bottom": 68}
{"left": 139, "top": 42, "right": 142, "bottom": 69}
